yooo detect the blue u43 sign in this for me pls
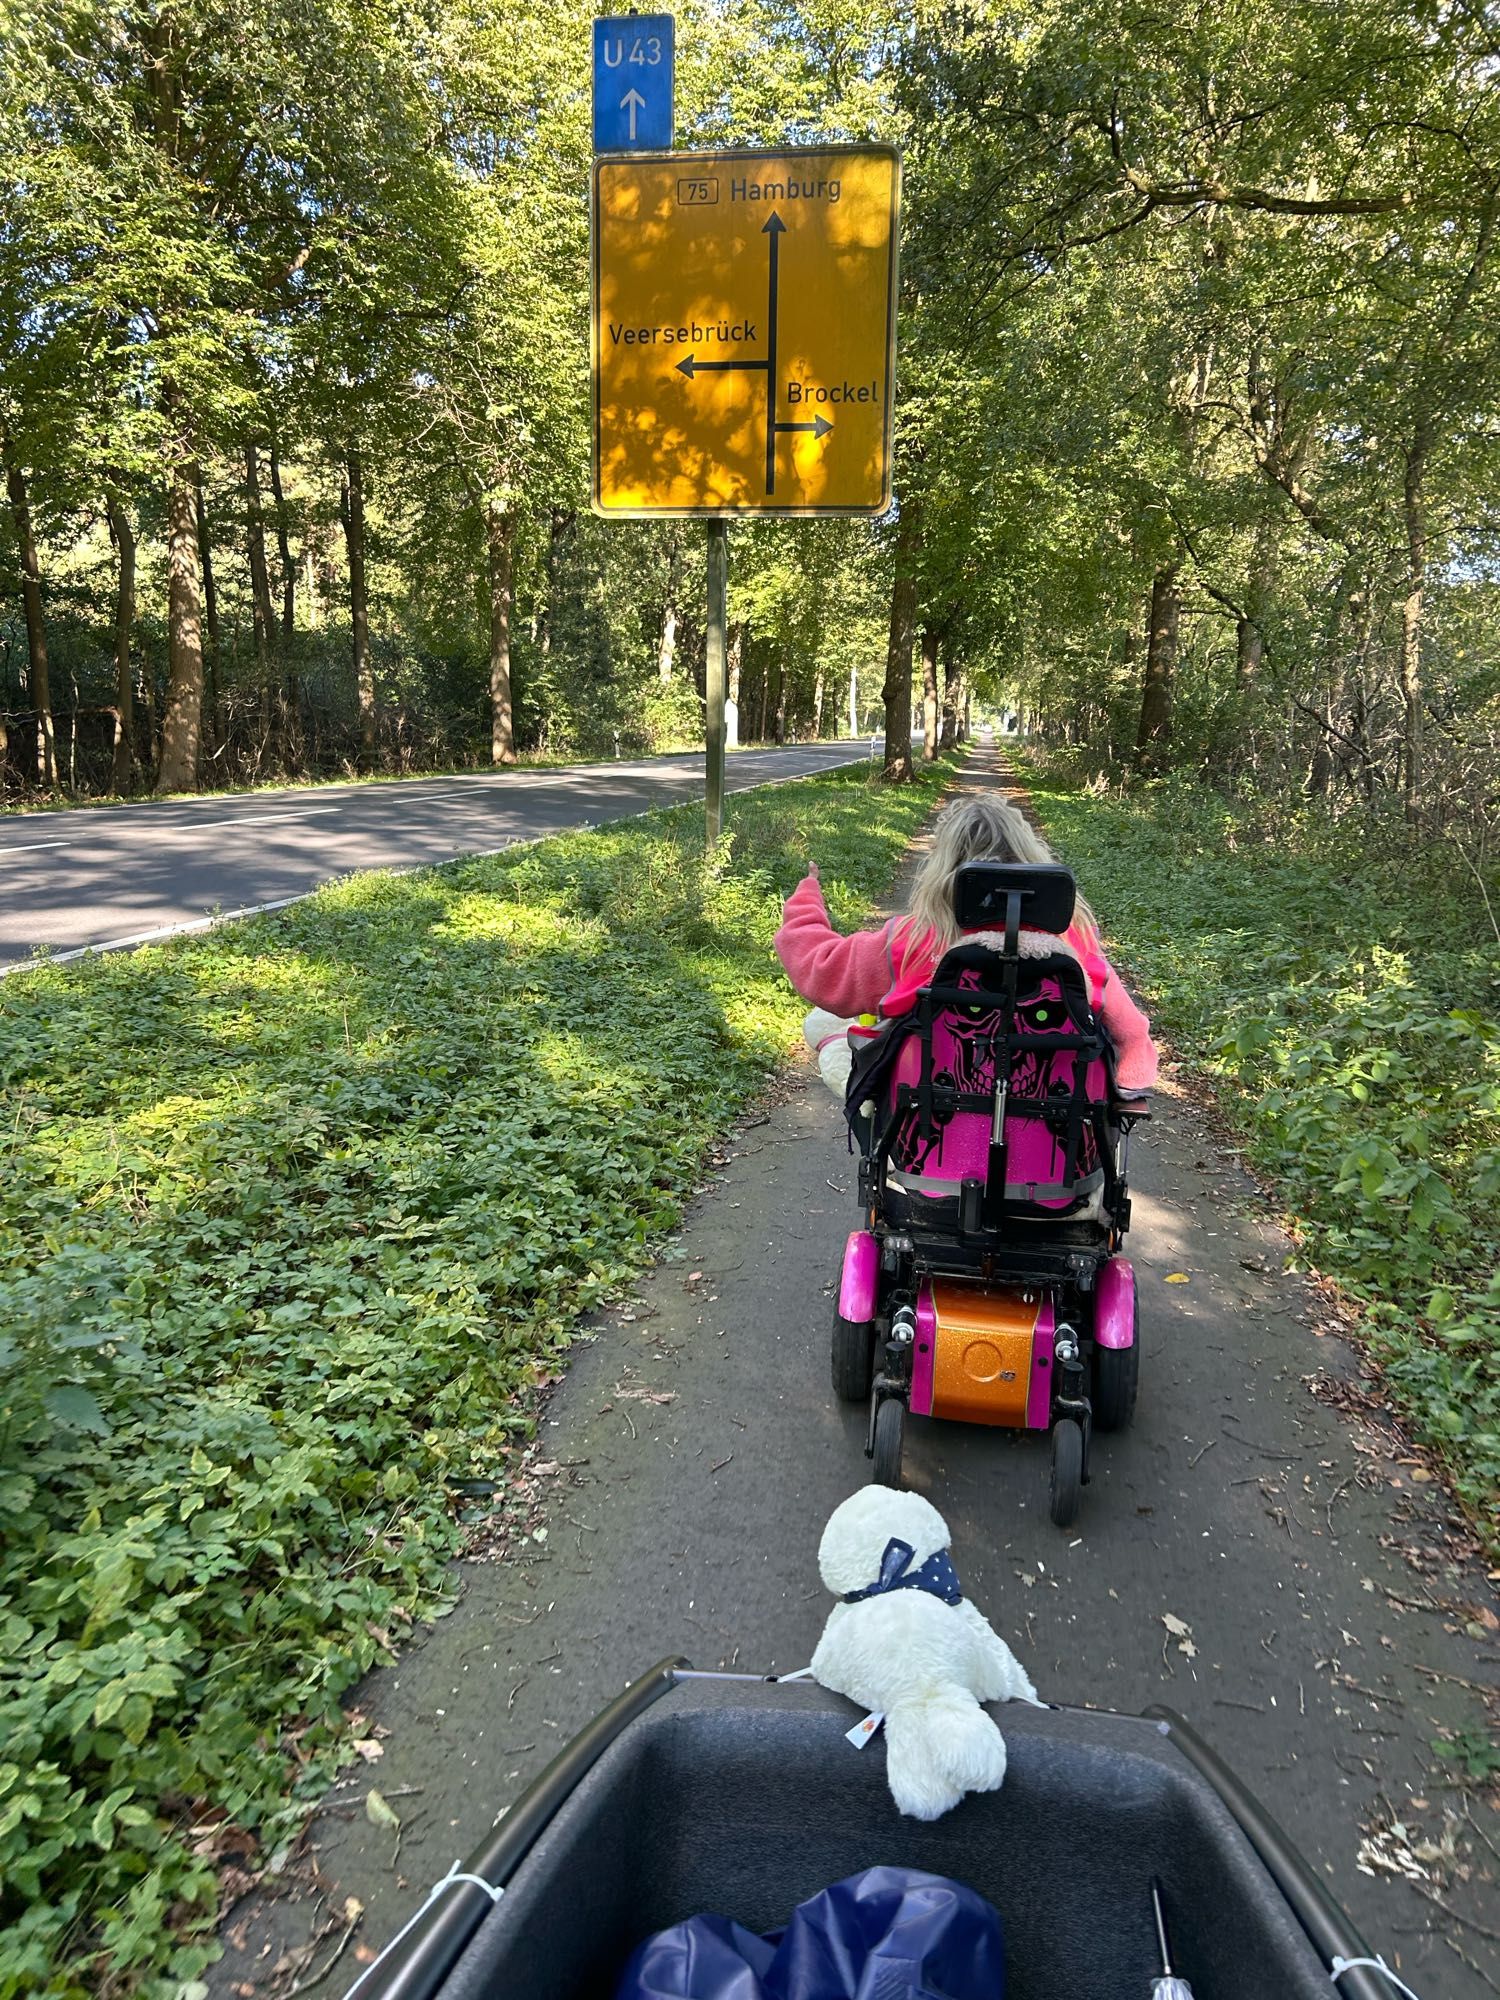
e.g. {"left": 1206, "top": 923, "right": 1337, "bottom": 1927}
{"left": 592, "top": 13, "right": 674, "bottom": 152}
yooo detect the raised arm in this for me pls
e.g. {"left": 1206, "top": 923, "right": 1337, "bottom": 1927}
{"left": 774, "top": 872, "right": 900, "bottom": 1017}
{"left": 1097, "top": 953, "right": 1158, "bottom": 1094}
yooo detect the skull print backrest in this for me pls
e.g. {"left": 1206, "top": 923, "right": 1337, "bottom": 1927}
{"left": 888, "top": 942, "right": 1111, "bottom": 1214}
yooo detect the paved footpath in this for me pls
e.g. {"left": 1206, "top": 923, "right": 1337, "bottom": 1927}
{"left": 0, "top": 742, "right": 863, "bottom": 969}
{"left": 215, "top": 749, "right": 1498, "bottom": 2000}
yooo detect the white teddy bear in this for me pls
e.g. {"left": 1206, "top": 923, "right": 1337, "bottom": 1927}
{"left": 810, "top": 1485, "right": 1042, "bottom": 1821}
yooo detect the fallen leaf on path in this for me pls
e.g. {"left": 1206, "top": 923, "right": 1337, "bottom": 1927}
{"left": 1160, "top": 1612, "right": 1197, "bottom": 1662}
{"left": 1165, "top": 1272, "right": 1191, "bottom": 1284}
{"left": 365, "top": 1788, "right": 401, "bottom": 1832}
{"left": 351, "top": 1739, "right": 383, "bottom": 1762}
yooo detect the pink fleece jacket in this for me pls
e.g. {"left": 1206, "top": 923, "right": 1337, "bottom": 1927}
{"left": 773, "top": 872, "right": 1159, "bottom": 1093}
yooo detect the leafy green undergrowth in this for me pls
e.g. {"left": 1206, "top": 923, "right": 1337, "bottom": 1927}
{"left": 0, "top": 752, "right": 956, "bottom": 1998}
{"left": 1025, "top": 763, "right": 1499, "bottom": 1541}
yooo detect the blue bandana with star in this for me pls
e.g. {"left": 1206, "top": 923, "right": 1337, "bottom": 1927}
{"left": 842, "top": 1535, "right": 963, "bottom": 1607}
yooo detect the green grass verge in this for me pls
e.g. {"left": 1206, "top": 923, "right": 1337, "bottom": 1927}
{"left": 1023, "top": 762, "right": 1499, "bottom": 1543}
{"left": 0, "top": 752, "right": 957, "bottom": 1998}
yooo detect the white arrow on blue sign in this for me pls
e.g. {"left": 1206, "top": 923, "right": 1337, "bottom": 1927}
{"left": 592, "top": 13, "right": 674, "bottom": 151}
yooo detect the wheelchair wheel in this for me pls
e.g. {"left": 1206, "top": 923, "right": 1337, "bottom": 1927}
{"left": 832, "top": 1313, "right": 876, "bottom": 1403}
{"left": 1049, "top": 1418, "right": 1083, "bottom": 1528}
{"left": 1093, "top": 1337, "right": 1139, "bottom": 1432}
{"left": 871, "top": 1396, "right": 905, "bottom": 1488}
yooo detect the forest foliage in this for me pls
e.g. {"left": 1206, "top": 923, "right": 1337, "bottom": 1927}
{"left": 4, "top": 0, "right": 1495, "bottom": 815}
{"left": 1029, "top": 759, "right": 1500, "bottom": 1542}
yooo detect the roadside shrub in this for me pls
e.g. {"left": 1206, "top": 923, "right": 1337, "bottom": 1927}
{"left": 1025, "top": 765, "right": 1500, "bottom": 1537}
{"left": 0, "top": 753, "right": 955, "bottom": 1996}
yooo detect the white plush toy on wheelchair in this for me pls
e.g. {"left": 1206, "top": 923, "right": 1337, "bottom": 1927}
{"left": 811, "top": 1485, "right": 1041, "bottom": 1822}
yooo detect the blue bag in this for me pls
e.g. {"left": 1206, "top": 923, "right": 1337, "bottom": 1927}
{"left": 614, "top": 1865, "right": 1005, "bottom": 2000}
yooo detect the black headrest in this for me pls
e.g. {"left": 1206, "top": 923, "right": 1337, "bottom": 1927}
{"left": 953, "top": 862, "right": 1076, "bottom": 936}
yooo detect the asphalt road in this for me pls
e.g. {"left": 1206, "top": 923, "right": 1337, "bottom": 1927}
{"left": 0, "top": 742, "right": 866, "bottom": 971}
{"left": 210, "top": 750, "right": 1498, "bottom": 2000}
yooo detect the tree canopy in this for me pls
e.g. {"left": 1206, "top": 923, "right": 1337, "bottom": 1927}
{"left": 0, "top": 0, "right": 1494, "bottom": 825}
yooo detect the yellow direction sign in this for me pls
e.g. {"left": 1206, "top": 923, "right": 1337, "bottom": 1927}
{"left": 592, "top": 145, "right": 900, "bottom": 517}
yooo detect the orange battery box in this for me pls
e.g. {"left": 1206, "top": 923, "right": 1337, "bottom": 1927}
{"left": 926, "top": 1281, "right": 1042, "bottom": 1427}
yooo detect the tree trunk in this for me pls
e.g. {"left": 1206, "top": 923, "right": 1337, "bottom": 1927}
{"left": 1305, "top": 565, "right": 1351, "bottom": 797}
{"left": 538, "top": 506, "right": 574, "bottom": 659}
{"left": 195, "top": 478, "right": 221, "bottom": 750}
{"left": 939, "top": 639, "right": 961, "bottom": 749}
{"left": 756, "top": 663, "right": 769, "bottom": 743}
{"left": 485, "top": 497, "right": 517, "bottom": 765}
{"left": 244, "top": 442, "right": 275, "bottom": 675}
{"left": 919, "top": 625, "right": 940, "bottom": 759}
{"left": 1399, "top": 430, "right": 1428, "bottom": 822}
{"left": 726, "top": 619, "right": 744, "bottom": 746}
{"left": 1133, "top": 565, "right": 1179, "bottom": 773}
{"left": 105, "top": 490, "right": 137, "bottom": 791}
{"left": 1235, "top": 612, "right": 1263, "bottom": 692}
{"left": 4, "top": 450, "right": 58, "bottom": 785}
{"left": 813, "top": 667, "right": 826, "bottom": 739}
{"left": 1236, "top": 517, "right": 1274, "bottom": 698}
{"left": 772, "top": 661, "right": 786, "bottom": 744}
{"left": 156, "top": 436, "right": 205, "bottom": 794}
{"left": 881, "top": 500, "right": 921, "bottom": 782}
{"left": 269, "top": 439, "right": 300, "bottom": 767}
{"left": 1306, "top": 667, "right": 1346, "bottom": 799}
{"left": 340, "top": 450, "right": 377, "bottom": 769}
{"left": 953, "top": 670, "right": 970, "bottom": 742}
{"left": 269, "top": 437, "right": 295, "bottom": 643}
{"left": 1349, "top": 664, "right": 1375, "bottom": 803}
{"left": 657, "top": 530, "right": 681, "bottom": 683}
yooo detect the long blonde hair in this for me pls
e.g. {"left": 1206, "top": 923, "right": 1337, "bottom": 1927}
{"left": 905, "top": 794, "right": 1098, "bottom": 955}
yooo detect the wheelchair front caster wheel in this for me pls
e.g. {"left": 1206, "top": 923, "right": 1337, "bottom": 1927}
{"left": 871, "top": 1396, "right": 905, "bottom": 1488}
{"left": 1049, "top": 1418, "right": 1083, "bottom": 1527}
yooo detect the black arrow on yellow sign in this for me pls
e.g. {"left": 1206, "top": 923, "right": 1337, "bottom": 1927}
{"left": 675, "top": 354, "right": 767, "bottom": 378}
{"left": 675, "top": 210, "right": 834, "bottom": 496}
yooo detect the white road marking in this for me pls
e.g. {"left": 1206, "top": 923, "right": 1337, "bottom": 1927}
{"left": 0, "top": 839, "right": 72, "bottom": 856}
{"left": 159, "top": 807, "right": 342, "bottom": 832}
{"left": 3, "top": 897, "right": 310, "bottom": 972}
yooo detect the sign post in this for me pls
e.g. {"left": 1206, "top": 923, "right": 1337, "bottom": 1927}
{"left": 704, "top": 520, "right": 728, "bottom": 843}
